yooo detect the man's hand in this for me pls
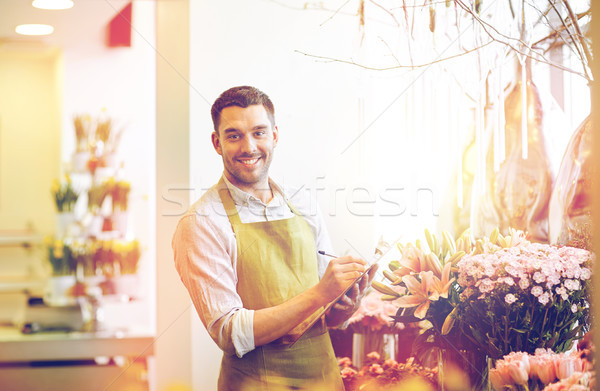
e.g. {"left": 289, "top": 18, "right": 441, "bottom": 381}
{"left": 328, "top": 263, "right": 378, "bottom": 325}
{"left": 316, "top": 256, "right": 368, "bottom": 303}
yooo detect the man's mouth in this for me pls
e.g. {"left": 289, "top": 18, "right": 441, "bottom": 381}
{"left": 237, "top": 156, "right": 261, "bottom": 167}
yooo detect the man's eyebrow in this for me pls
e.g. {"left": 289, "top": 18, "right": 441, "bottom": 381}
{"left": 253, "top": 124, "right": 268, "bottom": 130}
{"left": 222, "top": 127, "right": 239, "bottom": 134}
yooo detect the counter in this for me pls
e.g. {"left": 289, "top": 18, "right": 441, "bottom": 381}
{"left": 0, "top": 327, "right": 155, "bottom": 391}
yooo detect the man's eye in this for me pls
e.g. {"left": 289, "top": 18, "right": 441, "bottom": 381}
{"left": 255, "top": 131, "right": 265, "bottom": 137}
{"left": 227, "top": 134, "right": 239, "bottom": 140}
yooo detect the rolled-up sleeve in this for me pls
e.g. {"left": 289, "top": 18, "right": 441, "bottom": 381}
{"left": 172, "top": 213, "right": 255, "bottom": 358}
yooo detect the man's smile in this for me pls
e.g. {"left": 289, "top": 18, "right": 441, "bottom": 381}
{"left": 237, "top": 156, "right": 262, "bottom": 167}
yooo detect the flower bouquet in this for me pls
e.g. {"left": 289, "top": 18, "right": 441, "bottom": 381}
{"left": 371, "top": 228, "right": 471, "bottom": 367}
{"left": 51, "top": 175, "right": 79, "bottom": 212}
{"left": 44, "top": 236, "right": 76, "bottom": 276}
{"left": 73, "top": 114, "right": 92, "bottom": 153}
{"left": 339, "top": 352, "right": 438, "bottom": 391}
{"left": 489, "top": 346, "right": 594, "bottom": 391}
{"left": 371, "top": 227, "right": 593, "bottom": 390}
{"left": 455, "top": 232, "right": 592, "bottom": 359}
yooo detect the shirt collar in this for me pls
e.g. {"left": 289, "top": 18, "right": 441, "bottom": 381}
{"left": 221, "top": 174, "right": 286, "bottom": 208}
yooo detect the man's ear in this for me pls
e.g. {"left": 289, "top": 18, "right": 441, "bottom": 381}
{"left": 273, "top": 126, "right": 279, "bottom": 148}
{"left": 211, "top": 131, "right": 222, "bottom": 155}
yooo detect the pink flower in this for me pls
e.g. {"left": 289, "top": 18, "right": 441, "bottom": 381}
{"left": 507, "top": 361, "right": 529, "bottom": 385}
{"left": 489, "top": 366, "right": 512, "bottom": 390}
{"left": 338, "top": 357, "right": 352, "bottom": 368}
{"left": 538, "top": 292, "right": 551, "bottom": 305}
{"left": 340, "top": 366, "right": 357, "bottom": 379}
{"left": 505, "top": 294, "right": 516, "bottom": 304}
{"left": 369, "top": 363, "right": 384, "bottom": 375}
{"left": 531, "top": 286, "right": 543, "bottom": 297}
{"left": 366, "top": 351, "right": 381, "bottom": 361}
{"left": 529, "top": 355, "right": 556, "bottom": 384}
{"left": 518, "top": 278, "right": 530, "bottom": 290}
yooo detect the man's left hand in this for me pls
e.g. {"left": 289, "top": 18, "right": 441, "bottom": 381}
{"left": 329, "top": 264, "right": 378, "bottom": 325}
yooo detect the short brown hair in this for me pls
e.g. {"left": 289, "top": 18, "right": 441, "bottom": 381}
{"left": 211, "top": 86, "right": 275, "bottom": 132}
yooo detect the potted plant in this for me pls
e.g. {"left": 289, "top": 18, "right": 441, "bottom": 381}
{"left": 51, "top": 175, "right": 79, "bottom": 237}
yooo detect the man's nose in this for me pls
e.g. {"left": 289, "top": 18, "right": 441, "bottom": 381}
{"left": 240, "top": 136, "right": 257, "bottom": 153}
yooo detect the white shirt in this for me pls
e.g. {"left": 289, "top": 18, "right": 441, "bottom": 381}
{"left": 172, "top": 175, "right": 335, "bottom": 358}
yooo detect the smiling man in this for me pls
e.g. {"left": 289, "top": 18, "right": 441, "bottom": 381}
{"left": 172, "top": 86, "right": 377, "bottom": 390}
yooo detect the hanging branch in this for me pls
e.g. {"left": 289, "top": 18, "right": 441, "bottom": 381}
{"left": 294, "top": 39, "right": 496, "bottom": 70}
{"left": 561, "top": 0, "right": 593, "bottom": 71}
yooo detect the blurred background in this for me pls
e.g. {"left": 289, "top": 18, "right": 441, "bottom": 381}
{"left": 0, "top": 0, "right": 596, "bottom": 390}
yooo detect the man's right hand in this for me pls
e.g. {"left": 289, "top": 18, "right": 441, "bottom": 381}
{"left": 316, "top": 255, "right": 367, "bottom": 302}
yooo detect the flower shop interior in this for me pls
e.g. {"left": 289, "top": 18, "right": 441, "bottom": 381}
{"left": 0, "top": 1, "right": 599, "bottom": 390}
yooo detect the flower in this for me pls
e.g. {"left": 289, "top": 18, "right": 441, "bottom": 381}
{"left": 456, "top": 237, "right": 593, "bottom": 358}
{"left": 490, "top": 348, "right": 594, "bottom": 391}
{"left": 347, "top": 289, "right": 405, "bottom": 333}
{"left": 51, "top": 175, "right": 79, "bottom": 212}
{"left": 337, "top": 354, "right": 438, "bottom": 390}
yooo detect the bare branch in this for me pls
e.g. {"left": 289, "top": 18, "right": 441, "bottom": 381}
{"left": 562, "top": 0, "right": 593, "bottom": 71}
{"left": 295, "top": 40, "right": 496, "bottom": 70}
{"left": 320, "top": 0, "right": 352, "bottom": 27}
{"left": 546, "top": 1, "right": 588, "bottom": 77}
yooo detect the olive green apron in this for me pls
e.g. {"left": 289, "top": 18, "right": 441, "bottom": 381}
{"left": 217, "top": 179, "right": 343, "bottom": 391}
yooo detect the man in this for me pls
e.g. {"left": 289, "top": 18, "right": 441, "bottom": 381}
{"left": 172, "top": 86, "right": 376, "bottom": 390}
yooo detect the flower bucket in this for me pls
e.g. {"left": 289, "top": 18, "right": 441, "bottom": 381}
{"left": 55, "top": 211, "right": 75, "bottom": 237}
{"left": 352, "top": 333, "right": 397, "bottom": 369}
{"left": 72, "top": 151, "right": 90, "bottom": 172}
{"left": 44, "top": 275, "right": 76, "bottom": 307}
{"left": 112, "top": 211, "right": 129, "bottom": 237}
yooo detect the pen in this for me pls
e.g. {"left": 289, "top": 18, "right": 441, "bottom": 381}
{"left": 318, "top": 250, "right": 338, "bottom": 258}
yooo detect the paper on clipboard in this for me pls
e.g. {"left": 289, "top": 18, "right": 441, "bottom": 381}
{"left": 282, "top": 239, "right": 393, "bottom": 346}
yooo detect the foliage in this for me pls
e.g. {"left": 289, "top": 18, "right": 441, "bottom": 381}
{"left": 372, "top": 227, "right": 593, "bottom": 368}
{"left": 44, "top": 237, "right": 141, "bottom": 277}
{"left": 51, "top": 175, "right": 79, "bottom": 212}
{"left": 44, "top": 236, "right": 76, "bottom": 276}
{"left": 456, "top": 236, "right": 593, "bottom": 359}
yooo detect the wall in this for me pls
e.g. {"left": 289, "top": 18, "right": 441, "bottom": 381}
{"left": 0, "top": 48, "right": 62, "bottom": 234}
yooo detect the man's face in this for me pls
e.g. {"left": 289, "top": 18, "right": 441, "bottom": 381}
{"left": 211, "top": 104, "right": 278, "bottom": 194}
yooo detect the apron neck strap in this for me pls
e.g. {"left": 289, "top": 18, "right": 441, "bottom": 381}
{"left": 217, "top": 177, "right": 242, "bottom": 225}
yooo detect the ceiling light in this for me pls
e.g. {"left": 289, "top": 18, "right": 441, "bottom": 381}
{"left": 32, "top": 0, "right": 74, "bottom": 10}
{"left": 15, "top": 24, "right": 55, "bottom": 36}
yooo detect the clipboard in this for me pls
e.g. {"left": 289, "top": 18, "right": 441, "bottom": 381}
{"left": 282, "top": 241, "right": 394, "bottom": 346}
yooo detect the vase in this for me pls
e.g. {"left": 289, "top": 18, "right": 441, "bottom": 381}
{"left": 55, "top": 211, "right": 76, "bottom": 237}
{"left": 44, "top": 275, "right": 76, "bottom": 307}
{"left": 72, "top": 151, "right": 90, "bottom": 172}
{"left": 352, "top": 332, "right": 397, "bottom": 369}
{"left": 112, "top": 210, "right": 129, "bottom": 237}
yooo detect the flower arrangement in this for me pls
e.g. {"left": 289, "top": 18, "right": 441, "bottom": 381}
{"left": 94, "top": 111, "right": 123, "bottom": 156}
{"left": 45, "top": 238, "right": 141, "bottom": 278}
{"left": 371, "top": 227, "right": 593, "bottom": 389}
{"left": 44, "top": 236, "right": 76, "bottom": 276}
{"left": 348, "top": 289, "right": 406, "bottom": 334}
{"left": 51, "top": 175, "right": 79, "bottom": 212}
{"left": 489, "top": 347, "right": 594, "bottom": 391}
{"left": 371, "top": 228, "right": 471, "bottom": 363}
{"left": 339, "top": 352, "right": 438, "bottom": 391}
{"left": 111, "top": 180, "right": 131, "bottom": 212}
{"left": 73, "top": 114, "right": 92, "bottom": 153}
{"left": 88, "top": 182, "right": 109, "bottom": 213}
{"left": 455, "top": 234, "right": 592, "bottom": 359}
{"left": 93, "top": 239, "right": 141, "bottom": 276}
